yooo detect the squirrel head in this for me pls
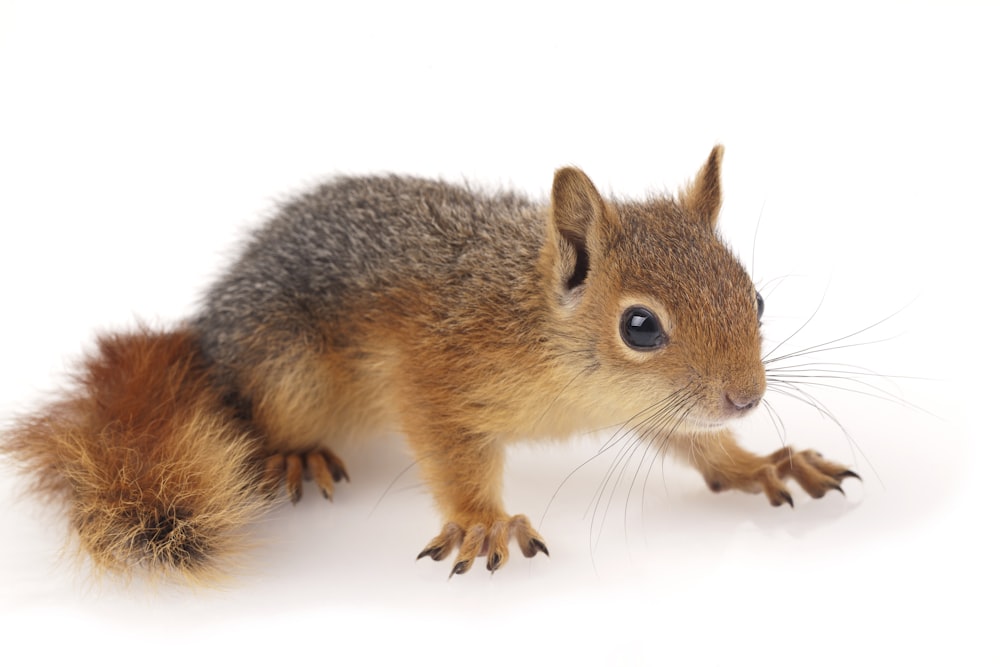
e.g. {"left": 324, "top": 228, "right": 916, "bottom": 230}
{"left": 543, "top": 146, "right": 765, "bottom": 433}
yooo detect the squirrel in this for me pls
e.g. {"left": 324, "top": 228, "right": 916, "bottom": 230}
{"left": 1, "top": 146, "right": 859, "bottom": 582}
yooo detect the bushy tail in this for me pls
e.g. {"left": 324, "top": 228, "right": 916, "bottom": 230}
{"left": 1, "top": 327, "right": 270, "bottom": 584}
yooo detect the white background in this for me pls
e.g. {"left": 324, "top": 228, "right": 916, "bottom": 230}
{"left": 0, "top": 1, "right": 995, "bottom": 664}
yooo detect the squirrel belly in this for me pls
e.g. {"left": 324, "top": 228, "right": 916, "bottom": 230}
{"left": 2, "top": 147, "right": 860, "bottom": 582}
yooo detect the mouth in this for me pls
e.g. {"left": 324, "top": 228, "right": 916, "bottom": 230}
{"left": 684, "top": 417, "right": 727, "bottom": 432}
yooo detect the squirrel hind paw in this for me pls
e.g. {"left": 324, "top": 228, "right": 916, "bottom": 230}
{"left": 263, "top": 447, "right": 349, "bottom": 503}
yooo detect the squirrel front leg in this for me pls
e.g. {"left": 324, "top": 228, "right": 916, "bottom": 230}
{"left": 672, "top": 429, "right": 860, "bottom": 507}
{"left": 405, "top": 418, "right": 548, "bottom": 576}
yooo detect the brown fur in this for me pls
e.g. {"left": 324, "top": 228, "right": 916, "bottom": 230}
{"left": 1, "top": 328, "right": 268, "bottom": 583}
{"left": 2, "top": 147, "right": 858, "bottom": 582}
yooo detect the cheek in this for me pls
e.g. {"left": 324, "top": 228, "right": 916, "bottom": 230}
{"left": 600, "top": 343, "right": 697, "bottom": 397}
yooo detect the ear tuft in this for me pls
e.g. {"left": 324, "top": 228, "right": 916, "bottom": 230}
{"left": 680, "top": 145, "right": 725, "bottom": 229}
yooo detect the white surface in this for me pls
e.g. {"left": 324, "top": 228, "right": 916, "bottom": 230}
{"left": 0, "top": 1, "right": 994, "bottom": 664}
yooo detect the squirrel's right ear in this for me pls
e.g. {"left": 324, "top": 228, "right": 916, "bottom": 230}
{"left": 547, "top": 167, "right": 619, "bottom": 297}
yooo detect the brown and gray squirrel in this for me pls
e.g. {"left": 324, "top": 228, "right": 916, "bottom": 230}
{"left": 1, "top": 146, "right": 858, "bottom": 582}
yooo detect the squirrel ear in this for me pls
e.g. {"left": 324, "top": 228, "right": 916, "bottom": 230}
{"left": 549, "top": 167, "right": 611, "bottom": 292}
{"left": 679, "top": 145, "right": 724, "bottom": 229}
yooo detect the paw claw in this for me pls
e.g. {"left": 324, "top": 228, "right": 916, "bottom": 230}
{"left": 526, "top": 538, "right": 549, "bottom": 558}
{"left": 320, "top": 449, "right": 350, "bottom": 483}
{"left": 265, "top": 447, "right": 348, "bottom": 503}
{"left": 417, "top": 546, "right": 445, "bottom": 562}
{"left": 286, "top": 455, "right": 303, "bottom": 502}
{"left": 420, "top": 514, "right": 546, "bottom": 576}
{"left": 761, "top": 447, "right": 861, "bottom": 506}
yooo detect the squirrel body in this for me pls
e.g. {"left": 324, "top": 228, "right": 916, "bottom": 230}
{"left": 1, "top": 147, "right": 857, "bottom": 581}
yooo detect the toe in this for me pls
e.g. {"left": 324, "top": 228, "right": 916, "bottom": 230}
{"left": 510, "top": 514, "right": 549, "bottom": 559}
{"left": 486, "top": 520, "right": 511, "bottom": 572}
{"left": 306, "top": 451, "right": 335, "bottom": 501}
{"left": 285, "top": 455, "right": 304, "bottom": 504}
{"left": 321, "top": 449, "right": 350, "bottom": 483}
{"left": 417, "top": 522, "right": 464, "bottom": 562}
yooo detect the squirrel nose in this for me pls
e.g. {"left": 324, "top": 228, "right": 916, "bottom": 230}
{"left": 725, "top": 391, "right": 761, "bottom": 412}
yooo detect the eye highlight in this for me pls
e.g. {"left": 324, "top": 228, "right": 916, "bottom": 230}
{"left": 755, "top": 291, "right": 764, "bottom": 322}
{"left": 620, "top": 306, "right": 666, "bottom": 350}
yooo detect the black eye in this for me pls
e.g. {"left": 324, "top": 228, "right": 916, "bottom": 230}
{"left": 755, "top": 291, "right": 764, "bottom": 322}
{"left": 620, "top": 307, "right": 666, "bottom": 350}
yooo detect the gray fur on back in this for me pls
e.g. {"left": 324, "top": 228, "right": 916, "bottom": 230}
{"left": 193, "top": 175, "right": 546, "bottom": 387}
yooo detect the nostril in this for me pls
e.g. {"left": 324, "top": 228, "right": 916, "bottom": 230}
{"left": 726, "top": 393, "right": 760, "bottom": 412}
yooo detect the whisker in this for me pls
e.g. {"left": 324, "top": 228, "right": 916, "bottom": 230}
{"left": 765, "top": 335, "right": 902, "bottom": 366}
{"left": 764, "top": 300, "right": 912, "bottom": 365}
{"left": 587, "top": 389, "right": 692, "bottom": 519}
{"left": 760, "top": 397, "right": 788, "bottom": 446}
{"left": 369, "top": 458, "right": 419, "bottom": 518}
{"left": 767, "top": 383, "right": 849, "bottom": 429}
{"left": 532, "top": 362, "right": 598, "bottom": 432}
{"left": 766, "top": 383, "right": 885, "bottom": 489}
{"left": 751, "top": 200, "right": 765, "bottom": 281}
{"left": 766, "top": 361, "right": 936, "bottom": 382}
{"left": 587, "top": 389, "right": 697, "bottom": 555}
{"left": 756, "top": 273, "right": 801, "bottom": 299}
{"left": 597, "top": 383, "right": 695, "bottom": 454}
{"left": 591, "top": 403, "right": 686, "bottom": 554}
{"left": 767, "top": 371, "right": 936, "bottom": 417}
{"left": 626, "top": 403, "right": 695, "bottom": 532}
{"left": 539, "top": 385, "right": 694, "bottom": 529}
{"left": 762, "top": 285, "right": 829, "bottom": 362}
{"left": 636, "top": 404, "right": 697, "bottom": 529}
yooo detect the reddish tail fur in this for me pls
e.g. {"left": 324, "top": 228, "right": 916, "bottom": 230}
{"left": 1, "top": 328, "right": 269, "bottom": 583}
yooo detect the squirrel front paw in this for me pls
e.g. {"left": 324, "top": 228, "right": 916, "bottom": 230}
{"left": 417, "top": 514, "right": 549, "bottom": 577}
{"left": 765, "top": 447, "right": 860, "bottom": 506}
{"left": 262, "top": 447, "right": 349, "bottom": 503}
{"left": 704, "top": 446, "right": 860, "bottom": 508}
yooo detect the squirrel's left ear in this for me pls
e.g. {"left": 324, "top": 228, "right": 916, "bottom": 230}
{"left": 679, "top": 145, "right": 724, "bottom": 229}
